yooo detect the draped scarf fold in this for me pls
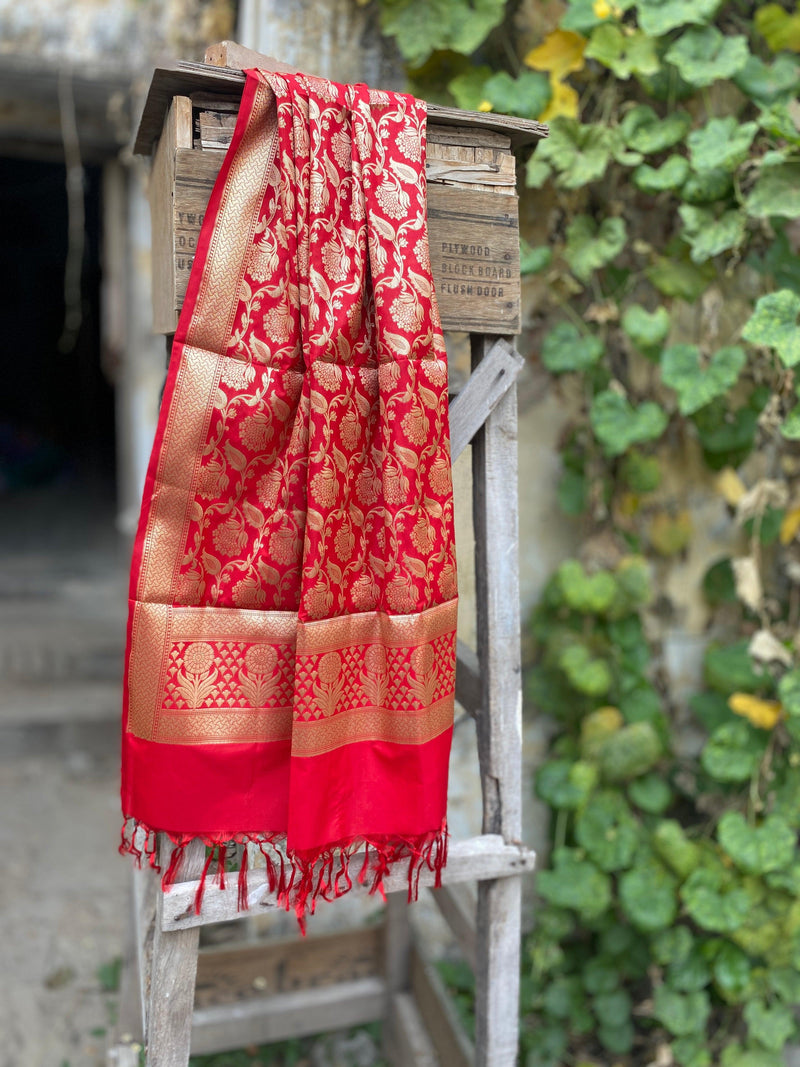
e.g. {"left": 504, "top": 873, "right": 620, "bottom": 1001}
{"left": 120, "top": 70, "right": 458, "bottom": 923}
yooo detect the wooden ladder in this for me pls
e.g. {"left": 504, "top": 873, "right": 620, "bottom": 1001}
{"left": 108, "top": 334, "right": 534, "bottom": 1067}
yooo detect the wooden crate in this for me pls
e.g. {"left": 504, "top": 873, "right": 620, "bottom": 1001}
{"left": 135, "top": 62, "right": 546, "bottom": 336}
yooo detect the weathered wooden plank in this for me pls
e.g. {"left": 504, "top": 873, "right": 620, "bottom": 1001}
{"left": 428, "top": 125, "right": 510, "bottom": 149}
{"left": 134, "top": 62, "right": 547, "bottom": 156}
{"left": 470, "top": 334, "right": 524, "bottom": 1067}
{"left": 150, "top": 95, "right": 192, "bottom": 334}
{"left": 190, "top": 976, "right": 387, "bottom": 1054}
{"left": 106, "top": 1045, "right": 141, "bottom": 1067}
{"left": 160, "top": 835, "right": 535, "bottom": 931}
{"left": 384, "top": 893, "right": 412, "bottom": 996}
{"left": 167, "top": 152, "right": 521, "bottom": 335}
{"left": 427, "top": 185, "right": 520, "bottom": 334}
{"left": 430, "top": 884, "right": 477, "bottom": 972}
{"left": 194, "top": 926, "right": 381, "bottom": 1007}
{"left": 455, "top": 639, "right": 481, "bottom": 719}
{"left": 411, "top": 948, "right": 474, "bottom": 1067}
{"left": 448, "top": 338, "right": 524, "bottom": 461}
{"left": 386, "top": 992, "right": 440, "bottom": 1067}
{"left": 146, "top": 837, "right": 206, "bottom": 1067}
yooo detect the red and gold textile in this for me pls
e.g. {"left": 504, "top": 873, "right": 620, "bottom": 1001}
{"left": 120, "top": 70, "right": 457, "bottom": 921}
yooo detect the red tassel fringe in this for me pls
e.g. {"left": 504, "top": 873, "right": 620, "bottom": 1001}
{"left": 119, "top": 818, "right": 448, "bottom": 932}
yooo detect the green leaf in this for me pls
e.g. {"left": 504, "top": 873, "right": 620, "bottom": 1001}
{"left": 621, "top": 105, "right": 691, "bottom": 154}
{"left": 541, "top": 974, "right": 586, "bottom": 1019}
{"left": 673, "top": 1035, "right": 712, "bottom": 1067}
{"left": 560, "top": 0, "right": 605, "bottom": 33}
{"left": 483, "top": 69, "right": 552, "bottom": 120}
{"left": 632, "top": 155, "right": 690, "bottom": 193}
{"left": 752, "top": 224, "right": 800, "bottom": 294}
{"left": 619, "top": 858, "right": 678, "bottom": 930}
{"left": 557, "top": 560, "right": 618, "bottom": 613}
{"left": 582, "top": 956, "right": 620, "bottom": 994}
{"left": 621, "top": 450, "right": 662, "bottom": 493}
{"left": 598, "top": 1020, "right": 635, "bottom": 1055}
{"left": 447, "top": 66, "right": 493, "bottom": 111}
{"left": 701, "top": 721, "right": 764, "bottom": 783}
{"left": 744, "top": 1000, "right": 796, "bottom": 1051}
{"left": 559, "top": 643, "right": 613, "bottom": 696}
{"left": 718, "top": 812, "right": 796, "bottom": 875}
{"left": 520, "top": 240, "right": 552, "bottom": 275}
{"left": 636, "top": 0, "right": 720, "bottom": 36}
{"left": 678, "top": 207, "right": 747, "bottom": 263}
{"left": 599, "top": 721, "right": 661, "bottom": 782}
{"left": 746, "top": 163, "right": 800, "bottom": 220}
{"left": 585, "top": 24, "right": 659, "bottom": 79}
{"left": 565, "top": 215, "right": 627, "bottom": 283}
{"left": 712, "top": 942, "right": 752, "bottom": 1001}
{"left": 653, "top": 986, "right": 711, "bottom": 1037}
{"left": 575, "top": 791, "right": 640, "bottom": 871}
{"left": 379, "top": 0, "right": 507, "bottom": 67}
{"left": 758, "top": 101, "right": 800, "bottom": 147}
{"left": 703, "top": 641, "right": 765, "bottom": 695}
{"left": 593, "top": 989, "right": 633, "bottom": 1029}
{"left": 742, "top": 289, "right": 800, "bottom": 366}
{"left": 779, "top": 667, "right": 800, "bottom": 716}
{"left": 629, "top": 772, "right": 672, "bottom": 813}
{"left": 652, "top": 926, "right": 694, "bottom": 966}
{"left": 681, "top": 166, "right": 734, "bottom": 204}
{"left": 666, "top": 943, "right": 712, "bottom": 992}
{"left": 733, "top": 53, "right": 800, "bottom": 105}
{"left": 646, "top": 254, "right": 715, "bottom": 301}
{"left": 653, "top": 819, "right": 701, "bottom": 879}
{"left": 622, "top": 304, "right": 670, "bottom": 355}
{"left": 660, "top": 344, "right": 746, "bottom": 415}
{"left": 702, "top": 558, "right": 737, "bottom": 607}
{"left": 721, "top": 1045, "right": 784, "bottom": 1067}
{"left": 590, "top": 390, "right": 668, "bottom": 457}
{"left": 536, "top": 847, "right": 612, "bottom": 920}
{"left": 532, "top": 119, "right": 628, "bottom": 190}
{"left": 690, "top": 690, "right": 731, "bottom": 732}
{"left": 681, "top": 866, "right": 751, "bottom": 933}
{"left": 782, "top": 403, "right": 800, "bottom": 437}
{"left": 768, "top": 965, "right": 800, "bottom": 1003}
{"left": 687, "top": 118, "right": 758, "bottom": 173}
{"left": 665, "top": 27, "right": 749, "bottom": 89}
{"left": 692, "top": 403, "right": 759, "bottom": 469}
{"left": 542, "top": 322, "right": 603, "bottom": 372}
{"left": 535, "top": 758, "right": 598, "bottom": 810}
{"left": 558, "top": 468, "right": 588, "bottom": 515}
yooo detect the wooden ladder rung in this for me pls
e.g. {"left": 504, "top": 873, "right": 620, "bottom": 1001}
{"left": 191, "top": 975, "right": 387, "bottom": 1055}
{"left": 429, "top": 883, "right": 477, "bottom": 970}
{"left": 159, "top": 835, "right": 536, "bottom": 931}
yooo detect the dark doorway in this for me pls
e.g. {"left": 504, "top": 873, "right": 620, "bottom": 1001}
{"left": 0, "top": 156, "right": 114, "bottom": 495}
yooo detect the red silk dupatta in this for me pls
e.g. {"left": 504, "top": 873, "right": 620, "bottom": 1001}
{"left": 121, "top": 70, "right": 457, "bottom": 921}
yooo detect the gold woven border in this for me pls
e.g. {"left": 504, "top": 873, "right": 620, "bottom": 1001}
{"left": 291, "top": 696, "right": 454, "bottom": 757}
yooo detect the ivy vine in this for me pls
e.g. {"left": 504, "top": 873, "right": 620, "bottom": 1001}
{"left": 376, "top": 0, "right": 800, "bottom": 1063}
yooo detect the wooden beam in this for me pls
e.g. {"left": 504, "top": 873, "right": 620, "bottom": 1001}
{"left": 191, "top": 976, "right": 387, "bottom": 1054}
{"left": 429, "top": 884, "right": 477, "bottom": 971}
{"left": 448, "top": 339, "right": 524, "bottom": 461}
{"left": 146, "top": 838, "right": 205, "bottom": 1067}
{"left": 470, "top": 334, "right": 525, "bottom": 1067}
{"left": 386, "top": 992, "right": 440, "bottom": 1067}
{"left": 134, "top": 62, "right": 547, "bottom": 156}
{"left": 455, "top": 640, "right": 481, "bottom": 719}
{"left": 411, "top": 948, "right": 473, "bottom": 1067}
{"left": 159, "top": 835, "right": 535, "bottom": 931}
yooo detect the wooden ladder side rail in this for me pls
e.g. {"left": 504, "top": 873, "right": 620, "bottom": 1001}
{"left": 472, "top": 333, "right": 524, "bottom": 1067}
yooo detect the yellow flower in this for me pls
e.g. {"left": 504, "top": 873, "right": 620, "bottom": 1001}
{"left": 525, "top": 30, "right": 587, "bottom": 79}
{"left": 729, "top": 692, "right": 783, "bottom": 730}
{"left": 540, "top": 75, "right": 580, "bottom": 122}
{"left": 593, "top": 0, "right": 622, "bottom": 17}
{"left": 478, "top": 100, "right": 493, "bottom": 113}
{"left": 780, "top": 506, "right": 800, "bottom": 545}
{"left": 715, "top": 467, "right": 746, "bottom": 507}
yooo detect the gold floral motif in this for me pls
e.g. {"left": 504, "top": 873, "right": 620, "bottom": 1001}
{"left": 238, "top": 643, "right": 279, "bottom": 707}
{"left": 175, "top": 642, "right": 219, "bottom": 709}
{"left": 312, "top": 650, "right": 344, "bottom": 717}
